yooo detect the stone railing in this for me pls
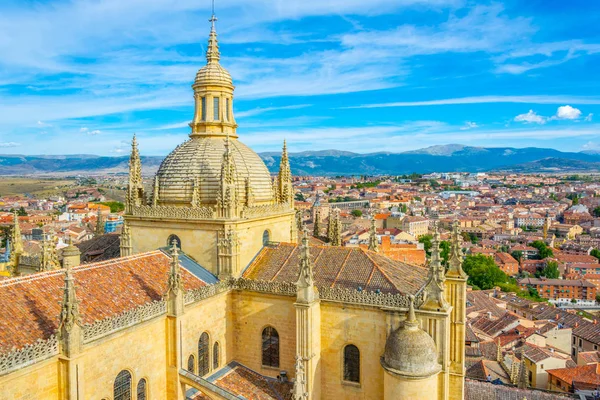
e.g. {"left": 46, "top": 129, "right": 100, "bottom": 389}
{"left": 0, "top": 335, "right": 58, "bottom": 376}
{"left": 241, "top": 203, "right": 292, "bottom": 219}
{"left": 82, "top": 300, "right": 166, "bottom": 343}
{"left": 319, "top": 286, "right": 420, "bottom": 309}
{"left": 19, "top": 254, "right": 41, "bottom": 267}
{"left": 184, "top": 280, "right": 233, "bottom": 305}
{"left": 130, "top": 205, "right": 215, "bottom": 220}
{"left": 233, "top": 278, "right": 297, "bottom": 297}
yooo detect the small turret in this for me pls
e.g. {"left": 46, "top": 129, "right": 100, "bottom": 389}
{"left": 62, "top": 238, "right": 81, "bottom": 269}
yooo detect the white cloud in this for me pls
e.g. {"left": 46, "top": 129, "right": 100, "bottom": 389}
{"left": 80, "top": 127, "right": 89, "bottom": 133}
{"left": 514, "top": 110, "right": 546, "bottom": 124}
{"left": 555, "top": 105, "right": 581, "bottom": 120}
{"left": 585, "top": 113, "right": 594, "bottom": 122}
{"left": 460, "top": 121, "right": 478, "bottom": 130}
{"left": 0, "top": 142, "right": 21, "bottom": 147}
{"left": 89, "top": 130, "right": 102, "bottom": 135}
{"left": 80, "top": 127, "right": 101, "bottom": 135}
{"left": 343, "top": 95, "right": 600, "bottom": 109}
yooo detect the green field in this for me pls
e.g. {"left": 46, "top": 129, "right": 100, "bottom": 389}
{"left": 0, "top": 178, "right": 77, "bottom": 198}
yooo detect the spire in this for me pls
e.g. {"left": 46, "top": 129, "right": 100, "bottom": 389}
{"left": 296, "top": 228, "right": 317, "bottom": 303}
{"left": 167, "top": 240, "right": 183, "bottom": 295}
{"left": 368, "top": 217, "right": 379, "bottom": 252}
{"left": 206, "top": 13, "right": 220, "bottom": 64}
{"left": 518, "top": 351, "right": 528, "bottom": 389}
{"left": 313, "top": 208, "right": 321, "bottom": 238}
{"left": 126, "top": 134, "right": 144, "bottom": 212}
{"left": 277, "top": 140, "right": 294, "bottom": 206}
{"left": 421, "top": 223, "right": 449, "bottom": 311}
{"left": 120, "top": 222, "right": 132, "bottom": 257}
{"left": 404, "top": 295, "right": 419, "bottom": 330}
{"left": 496, "top": 338, "right": 502, "bottom": 362}
{"left": 295, "top": 210, "right": 303, "bottom": 238}
{"left": 292, "top": 355, "right": 309, "bottom": 400}
{"left": 11, "top": 211, "right": 23, "bottom": 255}
{"left": 329, "top": 208, "right": 342, "bottom": 246}
{"left": 216, "top": 134, "right": 239, "bottom": 218}
{"left": 94, "top": 206, "right": 104, "bottom": 237}
{"left": 447, "top": 220, "right": 466, "bottom": 278}
{"left": 152, "top": 175, "right": 160, "bottom": 207}
{"left": 58, "top": 261, "right": 82, "bottom": 356}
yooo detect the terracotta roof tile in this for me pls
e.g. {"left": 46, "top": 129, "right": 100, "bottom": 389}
{"left": 0, "top": 251, "right": 206, "bottom": 353}
{"left": 208, "top": 362, "right": 293, "bottom": 400}
{"left": 243, "top": 243, "right": 427, "bottom": 295}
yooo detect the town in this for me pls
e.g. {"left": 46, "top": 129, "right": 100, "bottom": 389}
{"left": 2, "top": 170, "right": 600, "bottom": 398}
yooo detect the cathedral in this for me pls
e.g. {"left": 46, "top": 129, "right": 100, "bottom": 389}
{"left": 0, "top": 15, "right": 466, "bottom": 400}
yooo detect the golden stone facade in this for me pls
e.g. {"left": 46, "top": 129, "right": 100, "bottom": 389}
{"left": 0, "top": 15, "right": 466, "bottom": 400}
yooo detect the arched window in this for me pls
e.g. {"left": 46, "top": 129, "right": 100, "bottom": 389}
{"left": 198, "top": 332, "right": 210, "bottom": 376}
{"left": 187, "top": 354, "right": 195, "bottom": 374}
{"left": 343, "top": 345, "right": 360, "bottom": 383}
{"left": 114, "top": 370, "right": 132, "bottom": 400}
{"left": 201, "top": 97, "right": 206, "bottom": 121}
{"left": 213, "top": 97, "right": 220, "bottom": 121}
{"left": 262, "top": 230, "right": 270, "bottom": 246}
{"left": 262, "top": 326, "right": 279, "bottom": 368}
{"left": 213, "top": 342, "right": 220, "bottom": 370}
{"left": 167, "top": 234, "right": 181, "bottom": 250}
{"left": 136, "top": 379, "right": 147, "bottom": 400}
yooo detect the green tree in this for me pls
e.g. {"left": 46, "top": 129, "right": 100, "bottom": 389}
{"left": 530, "top": 240, "right": 554, "bottom": 259}
{"left": 17, "top": 206, "right": 27, "bottom": 216}
{"left": 536, "top": 261, "right": 560, "bottom": 279}
{"left": 400, "top": 204, "right": 408, "bottom": 213}
{"left": 462, "top": 254, "right": 508, "bottom": 290}
{"left": 294, "top": 192, "right": 306, "bottom": 202}
{"left": 440, "top": 240, "right": 451, "bottom": 266}
{"left": 591, "top": 248, "right": 600, "bottom": 261}
{"left": 351, "top": 209, "right": 362, "bottom": 217}
{"left": 419, "top": 234, "right": 433, "bottom": 256}
{"left": 98, "top": 201, "right": 125, "bottom": 213}
{"left": 594, "top": 207, "right": 600, "bottom": 218}
{"left": 511, "top": 250, "right": 523, "bottom": 263}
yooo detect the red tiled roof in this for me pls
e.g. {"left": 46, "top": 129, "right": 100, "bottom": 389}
{"left": 0, "top": 251, "right": 206, "bottom": 353}
{"left": 209, "top": 362, "right": 293, "bottom": 400}
{"left": 243, "top": 243, "right": 427, "bottom": 295}
{"left": 546, "top": 364, "right": 600, "bottom": 386}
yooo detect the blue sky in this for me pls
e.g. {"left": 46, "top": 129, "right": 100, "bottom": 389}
{"left": 0, "top": 0, "right": 599, "bottom": 156}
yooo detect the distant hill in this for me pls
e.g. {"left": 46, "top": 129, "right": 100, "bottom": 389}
{"left": 1, "top": 145, "right": 600, "bottom": 176}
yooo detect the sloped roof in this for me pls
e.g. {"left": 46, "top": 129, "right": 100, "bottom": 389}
{"left": 546, "top": 364, "right": 600, "bottom": 386}
{"left": 243, "top": 243, "right": 427, "bottom": 295}
{"left": 75, "top": 233, "right": 121, "bottom": 263}
{"left": 206, "top": 361, "right": 293, "bottom": 400}
{"left": 0, "top": 251, "right": 207, "bottom": 353}
{"left": 465, "top": 379, "right": 576, "bottom": 400}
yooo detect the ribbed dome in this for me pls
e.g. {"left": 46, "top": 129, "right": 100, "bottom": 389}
{"left": 194, "top": 63, "right": 233, "bottom": 88}
{"left": 155, "top": 136, "right": 274, "bottom": 206}
{"left": 381, "top": 312, "right": 441, "bottom": 378}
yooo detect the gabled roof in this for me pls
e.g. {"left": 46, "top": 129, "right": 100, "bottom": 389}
{"left": 0, "top": 251, "right": 207, "bottom": 353}
{"left": 243, "top": 243, "right": 427, "bottom": 295}
{"left": 546, "top": 364, "right": 600, "bottom": 386}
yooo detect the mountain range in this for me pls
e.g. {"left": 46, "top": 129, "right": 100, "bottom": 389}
{"left": 1, "top": 145, "right": 599, "bottom": 176}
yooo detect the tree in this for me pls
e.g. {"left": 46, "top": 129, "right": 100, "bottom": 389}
{"left": 462, "top": 254, "right": 508, "bottom": 290}
{"left": 350, "top": 209, "right": 362, "bottom": 218}
{"left": 400, "top": 204, "right": 408, "bottom": 213}
{"left": 511, "top": 250, "right": 523, "bottom": 263}
{"left": 295, "top": 192, "right": 306, "bottom": 202}
{"left": 596, "top": 293, "right": 600, "bottom": 304}
{"left": 440, "top": 240, "right": 450, "bottom": 266}
{"left": 571, "top": 298, "right": 578, "bottom": 304}
{"left": 530, "top": 240, "right": 554, "bottom": 259}
{"left": 536, "top": 261, "right": 560, "bottom": 279}
{"left": 17, "top": 206, "right": 27, "bottom": 216}
{"left": 594, "top": 207, "right": 600, "bottom": 218}
{"left": 98, "top": 201, "right": 125, "bottom": 213}
{"left": 591, "top": 248, "right": 600, "bottom": 261}
{"left": 419, "top": 234, "right": 433, "bottom": 256}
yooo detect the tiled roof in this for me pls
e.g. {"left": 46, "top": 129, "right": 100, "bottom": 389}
{"left": 465, "top": 379, "right": 576, "bottom": 400}
{"left": 0, "top": 251, "right": 207, "bottom": 353}
{"left": 530, "top": 306, "right": 600, "bottom": 345}
{"left": 76, "top": 233, "right": 121, "bottom": 263}
{"left": 518, "top": 277, "right": 596, "bottom": 288}
{"left": 243, "top": 243, "right": 427, "bottom": 295}
{"left": 466, "top": 291, "right": 506, "bottom": 319}
{"left": 546, "top": 364, "right": 600, "bottom": 386}
{"left": 466, "top": 360, "right": 510, "bottom": 383}
{"left": 206, "top": 362, "right": 293, "bottom": 400}
{"left": 578, "top": 351, "right": 600, "bottom": 364}
{"left": 471, "top": 313, "right": 520, "bottom": 338}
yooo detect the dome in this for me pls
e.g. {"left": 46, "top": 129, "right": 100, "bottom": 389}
{"left": 381, "top": 302, "right": 441, "bottom": 378}
{"left": 155, "top": 136, "right": 275, "bottom": 206}
{"left": 194, "top": 63, "right": 233, "bottom": 89}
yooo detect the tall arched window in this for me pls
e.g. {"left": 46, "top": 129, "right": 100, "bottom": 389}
{"left": 343, "top": 345, "right": 360, "bottom": 383}
{"left": 213, "top": 342, "right": 220, "bottom": 370}
{"left": 198, "top": 332, "right": 210, "bottom": 376}
{"left": 136, "top": 379, "right": 147, "bottom": 400}
{"left": 213, "top": 97, "right": 220, "bottom": 121}
{"left": 262, "top": 230, "right": 270, "bottom": 246}
{"left": 114, "top": 370, "right": 132, "bottom": 400}
{"left": 262, "top": 326, "right": 279, "bottom": 368}
{"left": 187, "top": 354, "right": 195, "bottom": 374}
{"left": 167, "top": 234, "right": 181, "bottom": 250}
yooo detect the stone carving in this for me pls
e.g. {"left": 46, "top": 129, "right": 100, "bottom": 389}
{"left": 319, "top": 286, "right": 422, "bottom": 309}
{"left": 233, "top": 278, "right": 297, "bottom": 297}
{"left": 368, "top": 217, "right": 379, "bottom": 252}
{"left": 82, "top": 300, "right": 166, "bottom": 343}
{"left": 292, "top": 355, "right": 308, "bottom": 400}
{"left": 0, "top": 335, "right": 58, "bottom": 376}
{"left": 126, "top": 134, "right": 146, "bottom": 212}
{"left": 130, "top": 205, "right": 215, "bottom": 220}
{"left": 241, "top": 203, "right": 290, "bottom": 219}
{"left": 184, "top": 279, "right": 233, "bottom": 305}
